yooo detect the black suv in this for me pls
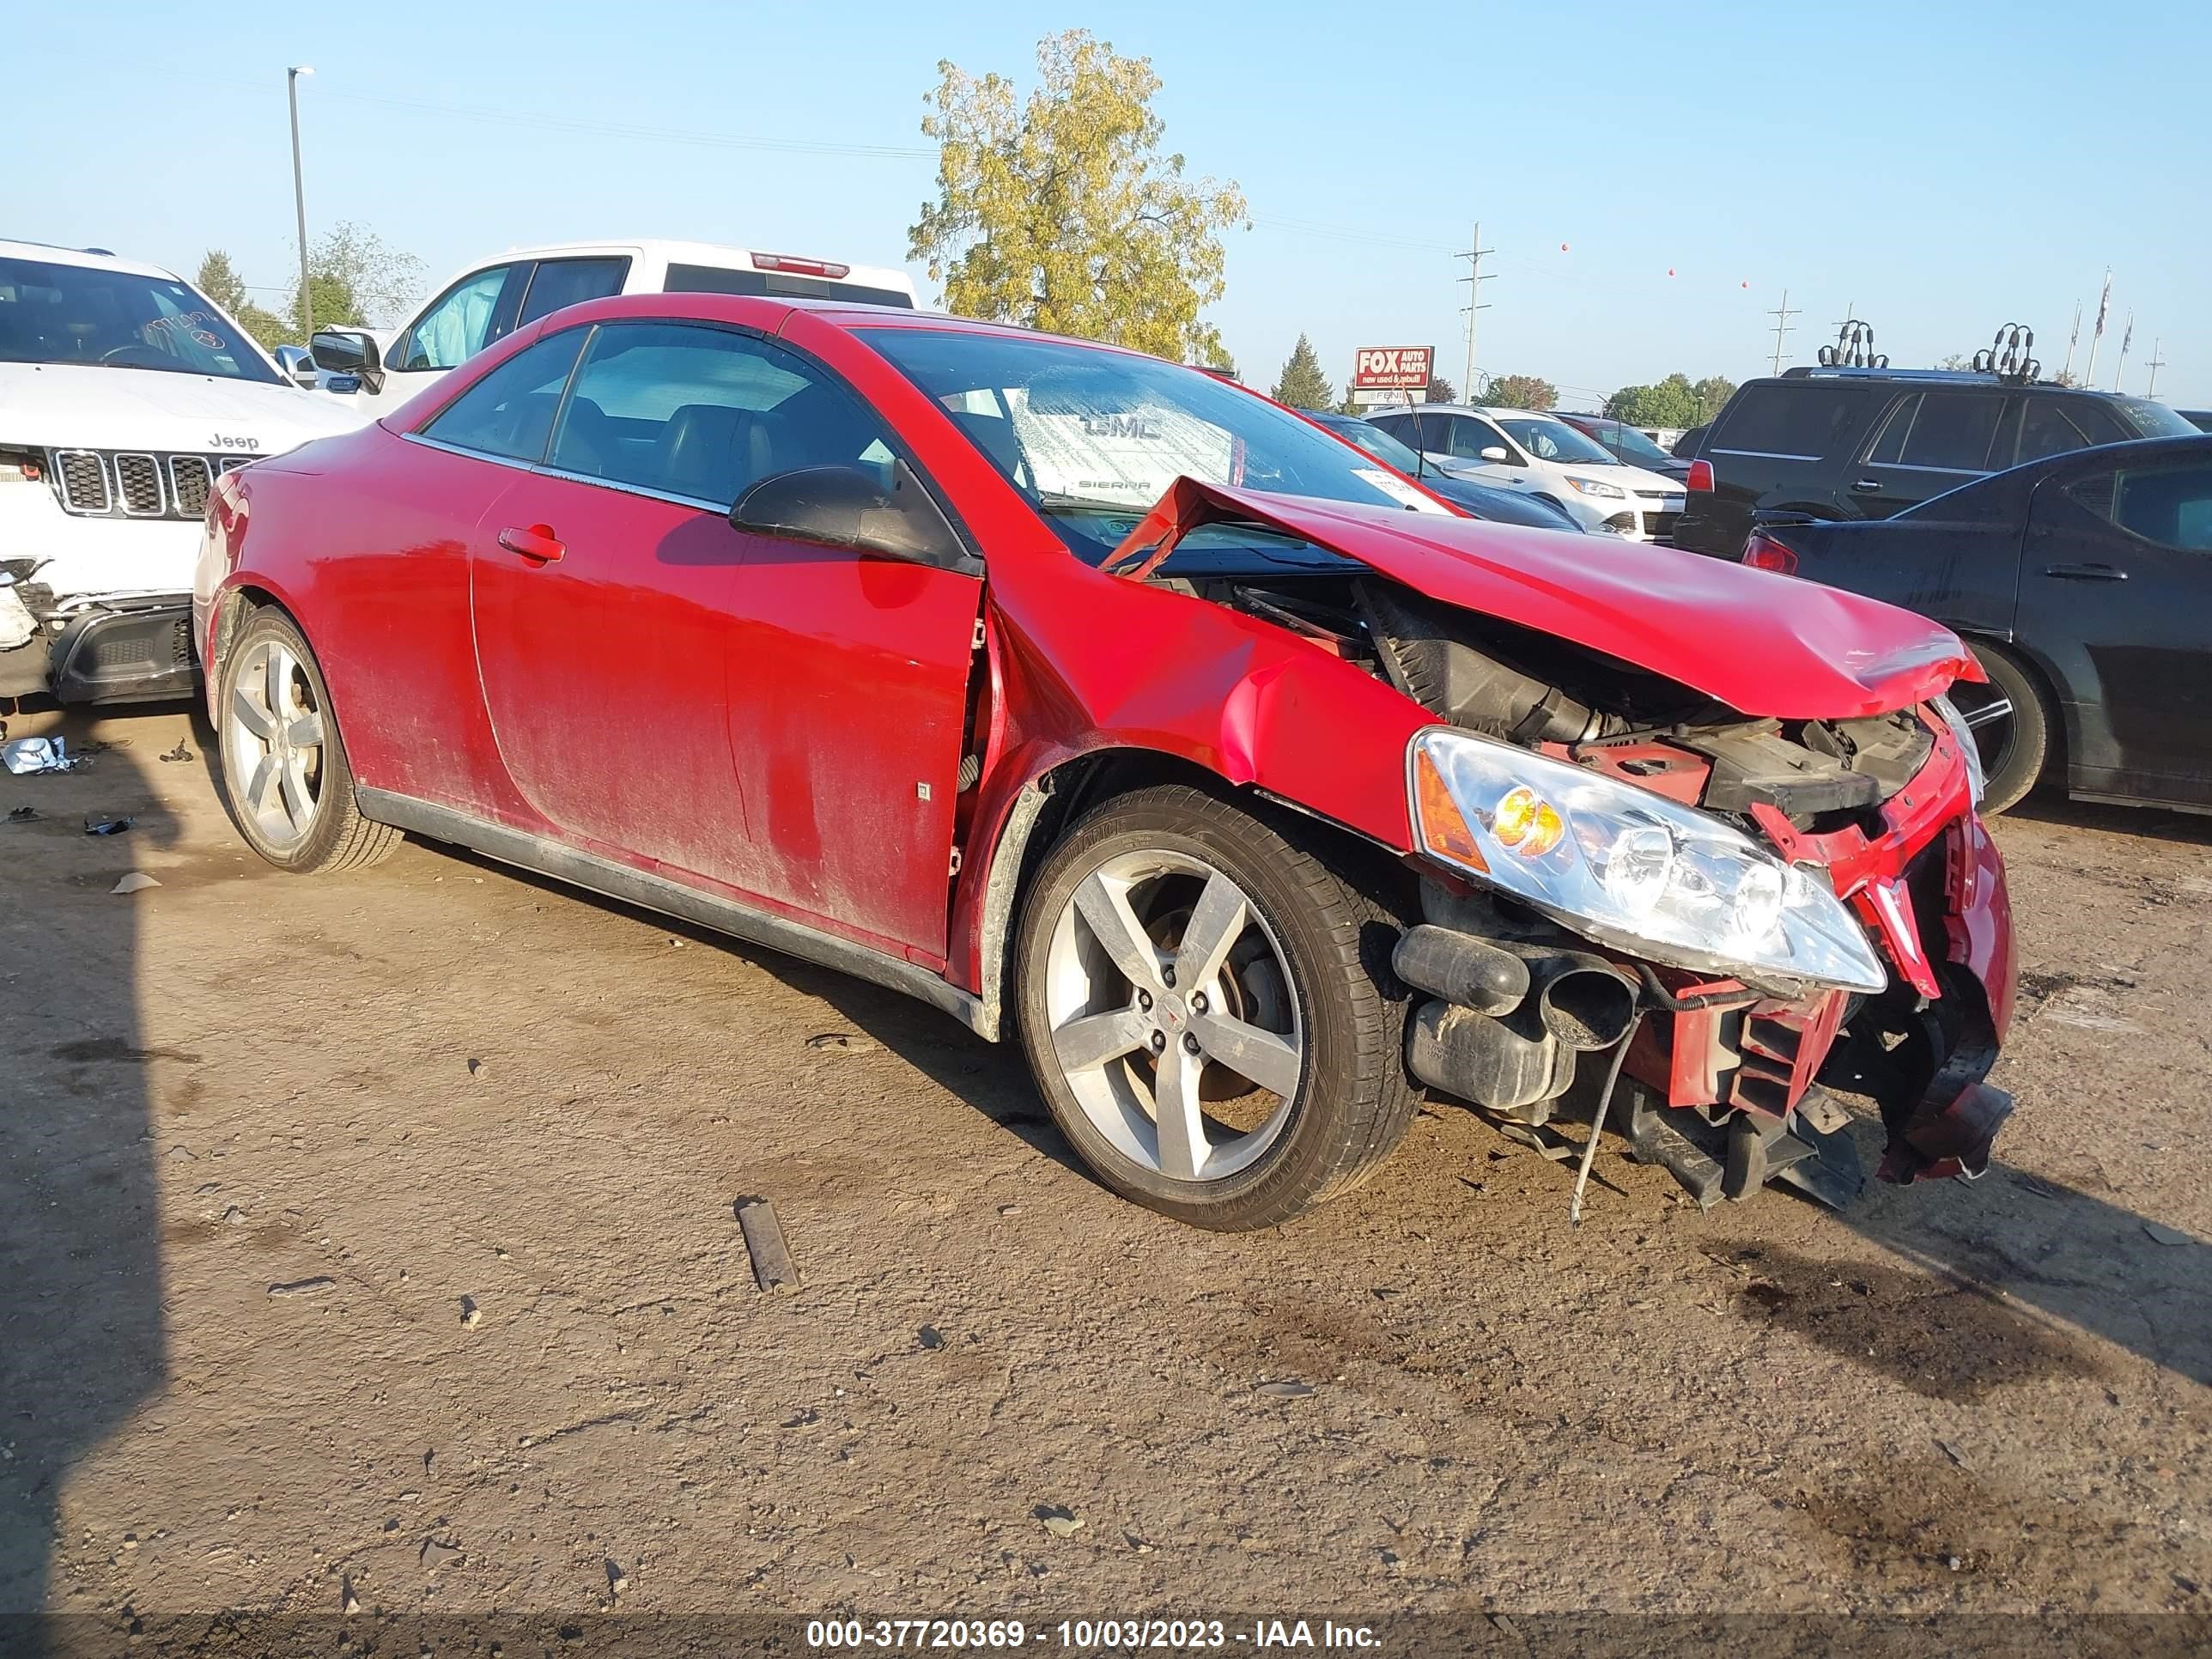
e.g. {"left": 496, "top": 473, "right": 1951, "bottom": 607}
{"left": 1673, "top": 367, "right": 2197, "bottom": 557}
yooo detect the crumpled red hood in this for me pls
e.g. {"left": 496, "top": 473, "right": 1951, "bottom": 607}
{"left": 1112, "top": 479, "right": 1980, "bottom": 719}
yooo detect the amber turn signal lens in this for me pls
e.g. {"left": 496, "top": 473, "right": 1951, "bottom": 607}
{"left": 1413, "top": 746, "right": 1486, "bottom": 872}
{"left": 1493, "top": 786, "right": 1565, "bottom": 857}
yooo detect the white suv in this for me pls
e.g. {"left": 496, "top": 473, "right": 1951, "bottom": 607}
{"left": 305, "top": 239, "right": 918, "bottom": 418}
{"left": 1366, "top": 403, "right": 1687, "bottom": 541}
{"left": 1, "top": 240, "right": 362, "bottom": 704}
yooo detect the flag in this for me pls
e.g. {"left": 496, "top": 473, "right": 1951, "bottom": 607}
{"left": 2093, "top": 270, "right": 2112, "bottom": 339}
{"left": 2119, "top": 313, "right": 2133, "bottom": 356}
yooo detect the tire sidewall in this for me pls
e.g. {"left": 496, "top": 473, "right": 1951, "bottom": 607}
{"left": 1013, "top": 791, "right": 1373, "bottom": 1227}
{"left": 217, "top": 611, "right": 356, "bottom": 872}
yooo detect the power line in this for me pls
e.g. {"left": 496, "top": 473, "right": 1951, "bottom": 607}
{"left": 314, "top": 88, "right": 934, "bottom": 159}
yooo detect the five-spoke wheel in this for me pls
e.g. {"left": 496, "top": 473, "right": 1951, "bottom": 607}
{"left": 1044, "top": 850, "right": 1305, "bottom": 1183}
{"left": 216, "top": 609, "right": 398, "bottom": 873}
{"left": 1015, "top": 785, "right": 1416, "bottom": 1230}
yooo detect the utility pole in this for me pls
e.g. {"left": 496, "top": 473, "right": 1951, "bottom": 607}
{"left": 1455, "top": 221, "right": 1493, "bottom": 403}
{"left": 2144, "top": 338, "right": 2166, "bottom": 398}
{"left": 288, "top": 65, "right": 314, "bottom": 341}
{"left": 1767, "top": 289, "right": 1799, "bottom": 375}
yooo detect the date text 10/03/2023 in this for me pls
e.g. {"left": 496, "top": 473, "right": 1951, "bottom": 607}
{"left": 806, "top": 1620, "right": 1382, "bottom": 1650}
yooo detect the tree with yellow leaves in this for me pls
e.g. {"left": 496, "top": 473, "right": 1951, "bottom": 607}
{"left": 909, "top": 31, "right": 1247, "bottom": 366}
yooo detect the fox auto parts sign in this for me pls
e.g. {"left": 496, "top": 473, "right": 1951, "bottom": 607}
{"left": 1351, "top": 346, "right": 1434, "bottom": 391}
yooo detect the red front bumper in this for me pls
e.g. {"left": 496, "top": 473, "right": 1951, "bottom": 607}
{"left": 1632, "top": 716, "right": 2016, "bottom": 1188}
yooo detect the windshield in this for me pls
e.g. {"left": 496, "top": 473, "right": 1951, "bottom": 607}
{"left": 860, "top": 327, "right": 1445, "bottom": 560}
{"left": 1580, "top": 419, "right": 1674, "bottom": 465}
{"left": 1494, "top": 415, "right": 1616, "bottom": 465}
{"left": 2107, "top": 396, "right": 2198, "bottom": 440}
{"left": 0, "top": 255, "right": 279, "bottom": 382}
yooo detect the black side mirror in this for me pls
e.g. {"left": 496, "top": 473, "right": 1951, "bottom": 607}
{"left": 310, "top": 328, "right": 384, "bottom": 392}
{"left": 730, "top": 461, "right": 973, "bottom": 572}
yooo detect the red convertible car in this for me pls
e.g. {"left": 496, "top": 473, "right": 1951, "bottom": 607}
{"left": 194, "top": 293, "right": 2015, "bottom": 1228}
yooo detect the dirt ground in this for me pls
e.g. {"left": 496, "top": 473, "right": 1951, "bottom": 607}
{"left": 3, "top": 702, "right": 2207, "bottom": 1637}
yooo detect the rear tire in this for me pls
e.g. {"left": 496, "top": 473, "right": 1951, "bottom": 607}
{"left": 216, "top": 609, "right": 398, "bottom": 873}
{"left": 1952, "top": 641, "right": 2052, "bottom": 816}
{"left": 1013, "top": 785, "right": 1416, "bottom": 1231}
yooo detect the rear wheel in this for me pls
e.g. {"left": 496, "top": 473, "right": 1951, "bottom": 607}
{"left": 1949, "top": 641, "right": 2052, "bottom": 816}
{"left": 1013, "top": 785, "right": 1415, "bottom": 1231}
{"left": 216, "top": 609, "right": 398, "bottom": 872}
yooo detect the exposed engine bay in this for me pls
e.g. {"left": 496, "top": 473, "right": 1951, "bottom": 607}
{"left": 1147, "top": 556, "right": 2009, "bottom": 1211}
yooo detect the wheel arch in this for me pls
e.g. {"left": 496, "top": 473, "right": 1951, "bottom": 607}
{"left": 956, "top": 743, "right": 1411, "bottom": 1043}
{"left": 1954, "top": 629, "right": 2069, "bottom": 781}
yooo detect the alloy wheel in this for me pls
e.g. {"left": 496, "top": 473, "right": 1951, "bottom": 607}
{"left": 1042, "top": 850, "right": 1305, "bottom": 1183}
{"left": 225, "top": 636, "right": 328, "bottom": 851}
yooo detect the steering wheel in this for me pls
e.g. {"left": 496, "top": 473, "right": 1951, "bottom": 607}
{"left": 100, "top": 343, "right": 174, "bottom": 368}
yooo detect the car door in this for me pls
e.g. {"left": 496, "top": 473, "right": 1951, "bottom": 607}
{"left": 2019, "top": 453, "right": 2212, "bottom": 805}
{"left": 325, "top": 325, "right": 590, "bottom": 815}
{"left": 1850, "top": 389, "right": 2007, "bottom": 518}
{"left": 469, "top": 318, "right": 981, "bottom": 961}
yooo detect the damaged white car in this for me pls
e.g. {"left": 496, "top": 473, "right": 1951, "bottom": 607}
{"left": 1, "top": 240, "right": 358, "bottom": 704}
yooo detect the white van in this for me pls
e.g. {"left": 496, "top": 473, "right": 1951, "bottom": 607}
{"left": 303, "top": 240, "right": 918, "bottom": 419}
{"left": 0, "top": 240, "right": 362, "bottom": 703}
{"left": 1366, "top": 403, "right": 1688, "bottom": 541}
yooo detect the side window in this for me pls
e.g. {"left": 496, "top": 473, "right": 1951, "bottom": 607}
{"left": 1711, "top": 385, "right": 1858, "bottom": 459}
{"left": 1896, "top": 392, "right": 2006, "bottom": 471}
{"left": 2092, "top": 463, "right": 2212, "bottom": 552}
{"left": 515, "top": 257, "right": 631, "bottom": 327}
{"left": 1864, "top": 395, "right": 1920, "bottom": 465}
{"left": 420, "top": 331, "right": 587, "bottom": 463}
{"left": 2015, "top": 399, "right": 2096, "bottom": 465}
{"left": 393, "top": 266, "right": 512, "bottom": 372}
{"left": 1456, "top": 418, "right": 1509, "bottom": 460}
{"left": 547, "top": 321, "right": 895, "bottom": 508}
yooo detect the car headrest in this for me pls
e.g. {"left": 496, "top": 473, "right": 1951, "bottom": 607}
{"left": 658, "top": 402, "right": 776, "bottom": 502}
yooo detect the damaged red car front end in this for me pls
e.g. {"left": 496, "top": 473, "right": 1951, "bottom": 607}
{"left": 1031, "top": 473, "right": 2018, "bottom": 1209}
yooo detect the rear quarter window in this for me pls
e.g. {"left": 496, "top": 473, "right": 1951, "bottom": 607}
{"left": 1710, "top": 384, "right": 1866, "bottom": 461}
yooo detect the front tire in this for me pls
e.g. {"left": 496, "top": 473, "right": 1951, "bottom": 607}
{"left": 1013, "top": 785, "right": 1416, "bottom": 1231}
{"left": 216, "top": 609, "right": 398, "bottom": 873}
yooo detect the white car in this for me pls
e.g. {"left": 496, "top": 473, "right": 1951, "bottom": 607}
{"left": 1365, "top": 403, "right": 1687, "bottom": 541}
{"left": 0, "top": 240, "right": 362, "bottom": 704}
{"left": 303, "top": 239, "right": 918, "bottom": 419}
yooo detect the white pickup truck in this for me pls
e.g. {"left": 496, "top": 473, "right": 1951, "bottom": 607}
{"left": 1, "top": 240, "right": 360, "bottom": 704}
{"left": 302, "top": 239, "right": 918, "bottom": 418}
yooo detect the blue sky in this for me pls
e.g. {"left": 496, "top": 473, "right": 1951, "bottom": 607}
{"left": 12, "top": 1, "right": 2209, "bottom": 407}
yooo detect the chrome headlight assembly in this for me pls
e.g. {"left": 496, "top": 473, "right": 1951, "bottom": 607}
{"left": 1410, "top": 727, "right": 1889, "bottom": 994}
{"left": 1565, "top": 475, "right": 1626, "bottom": 499}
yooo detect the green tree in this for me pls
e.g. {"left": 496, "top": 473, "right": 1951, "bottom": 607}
{"left": 1425, "top": 374, "right": 1456, "bottom": 404}
{"left": 909, "top": 29, "right": 1248, "bottom": 362}
{"left": 196, "top": 249, "right": 293, "bottom": 354}
{"left": 287, "top": 222, "right": 427, "bottom": 336}
{"left": 1691, "top": 374, "right": 1735, "bottom": 422}
{"left": 1606, "top": 373, "right": 1703, "bottom": 428}
{"left": 1269, "top": 333, "right": 1334, "bottom": 410}
{"left": 1482, "top": 374, "right": 1557, "bottom": 411}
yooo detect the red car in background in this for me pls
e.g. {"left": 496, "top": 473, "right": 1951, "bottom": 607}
{"left": 195, "top": 293, "right": 2015, "bottom": 1228}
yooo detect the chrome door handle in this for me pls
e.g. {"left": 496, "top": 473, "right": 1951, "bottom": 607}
{"left": 1852, "top": 479, "right": 1883, "bottom": 492}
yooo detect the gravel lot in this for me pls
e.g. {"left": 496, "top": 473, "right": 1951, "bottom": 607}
{"left": 3, "top": 703, "right": 2207, "bottom": 1636}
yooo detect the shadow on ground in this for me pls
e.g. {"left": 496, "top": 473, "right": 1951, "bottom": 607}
{"left": 1, "top": 713, "right": 179, "bottom": 1621}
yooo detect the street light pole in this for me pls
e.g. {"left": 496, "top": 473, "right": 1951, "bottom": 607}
{"left": 288, "top": 65, "right": 314, "bottom": 341}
